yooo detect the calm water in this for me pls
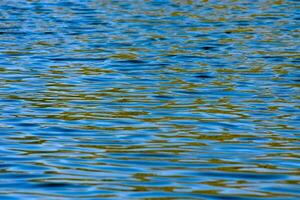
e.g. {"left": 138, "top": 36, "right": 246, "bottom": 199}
{"left": 0, "top": 0, "right": 300, "bottom": 199}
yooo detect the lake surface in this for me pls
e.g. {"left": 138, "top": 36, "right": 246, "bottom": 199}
{"left": 0, "top": 0, "right": 299, "bottom": 199}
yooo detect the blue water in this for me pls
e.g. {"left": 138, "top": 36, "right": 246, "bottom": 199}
{"left": 0, "top": 0, "right": 299, "bottom": 199}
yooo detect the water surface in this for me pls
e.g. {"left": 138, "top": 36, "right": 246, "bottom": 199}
{"left": 0, "top": 0, "right": 300, "bottom": 199}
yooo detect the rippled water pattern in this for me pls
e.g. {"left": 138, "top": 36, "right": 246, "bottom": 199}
{"left": 0, "top": 0, "right": 300, "bottom": 199}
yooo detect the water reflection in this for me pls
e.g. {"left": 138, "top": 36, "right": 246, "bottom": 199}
{"left": 0, "top": 0, "right": 299, "bottom": 199}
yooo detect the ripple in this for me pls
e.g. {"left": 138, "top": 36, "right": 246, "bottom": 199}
{"left": 0, "top": 0, "right": 299, "bottom": 199}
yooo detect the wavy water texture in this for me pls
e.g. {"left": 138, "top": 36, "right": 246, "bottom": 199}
{"left": 0, "top": 0, "right": 299, "bottom": 199}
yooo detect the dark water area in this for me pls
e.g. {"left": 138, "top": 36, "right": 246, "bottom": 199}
{"left": 0, "top": 0, "right": 300, "bottom": 199}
